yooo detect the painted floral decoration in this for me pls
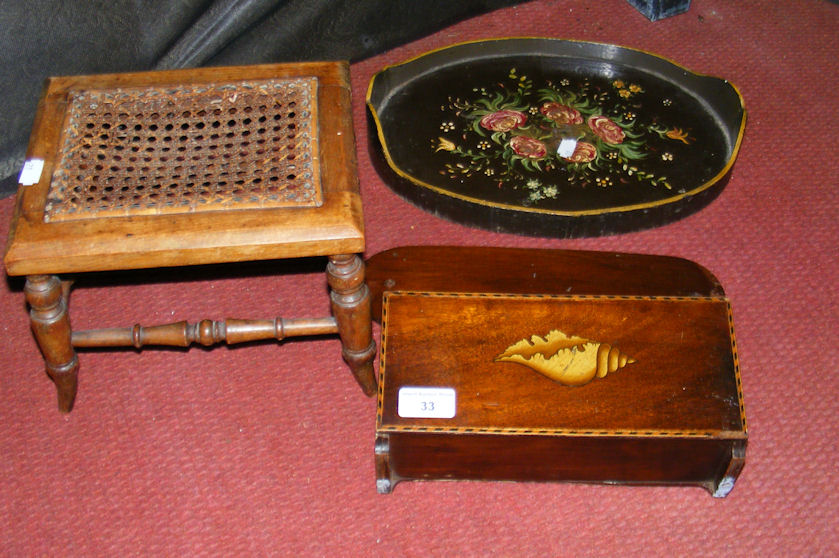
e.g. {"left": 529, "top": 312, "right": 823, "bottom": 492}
{"left": 434, "top": 69, "right": 693, "bottom": 205}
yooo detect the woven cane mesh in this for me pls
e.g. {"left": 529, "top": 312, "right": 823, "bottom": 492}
{"left": 45, "top": 77, "right": 321, "bottom": 222}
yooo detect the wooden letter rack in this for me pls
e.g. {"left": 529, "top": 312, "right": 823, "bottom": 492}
{"left": 367, "top": 246, "right": 747, "bottom": 497}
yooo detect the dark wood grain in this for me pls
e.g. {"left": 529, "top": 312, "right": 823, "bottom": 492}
{"left": 375, "top": 291, "right": 746, "bottom": 497}
{"left": 378, "top": 434, "right": 741, "bottom": 495}
{"left": 366, "top": 245, "right": 723, "bottom": 322}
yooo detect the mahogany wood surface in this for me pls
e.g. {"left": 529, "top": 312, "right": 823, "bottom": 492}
{"left": 375, "top": 291, "right": 746, "bottom": 496}
{"left": 379, "top": 434, "right": 746, "bottom": 496}
{"left": 366, "top": 245, "right": 723, "bottom": 322}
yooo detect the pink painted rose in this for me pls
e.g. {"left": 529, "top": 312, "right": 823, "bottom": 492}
{"left": 509, "top": 135, "right": 547, "bottom": 159}
{"left": 540, "top": 102, "right": 583, "bottom": 125}
{"left": 587, "top": 115, "right": 625, "bottom": 144}
{"left": 480, "top": 110, "right": 527, "bottom": 132}
{"left": 562, "top": 141, "right": 597, "bottom": 163}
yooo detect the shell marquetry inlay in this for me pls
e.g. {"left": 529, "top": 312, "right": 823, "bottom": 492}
{"left": 496, "top": 328, "right": 635, "bottom": 386}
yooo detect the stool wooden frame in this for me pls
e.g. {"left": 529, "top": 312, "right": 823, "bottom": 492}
{"left": 4, "top": 62, "right": 376, "bottom": 411}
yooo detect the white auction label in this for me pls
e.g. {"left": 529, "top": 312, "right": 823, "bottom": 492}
{"left": 18, "top": 159, "right": 44, "bottom": 186}
{"left": 557, "top": 138, "right": 578, "bottom": 158}
{"left": 397, "top": 386, "right": 456, "bottom": 419}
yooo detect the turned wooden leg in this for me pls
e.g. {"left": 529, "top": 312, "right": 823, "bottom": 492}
{"left": 327, "top": 254, "right": 377, "bottom": 396}
{"left": 25, "top": 275, "right": 79, "bottom": 412}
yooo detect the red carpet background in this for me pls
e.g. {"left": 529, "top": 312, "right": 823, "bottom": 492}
{"left": 1, "top": 1, "right": 837, "bottom": 555}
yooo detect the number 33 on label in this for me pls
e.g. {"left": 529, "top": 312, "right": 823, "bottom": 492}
{"left": 397, "top": 387, "right": 456, "bottom": 419}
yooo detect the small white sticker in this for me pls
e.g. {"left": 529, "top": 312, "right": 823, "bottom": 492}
{"left": 557, "top": 138, "right": 578, "bottom": 158}
{"left": 19, "top": 159, "right": 44, "bottom": 186}
{"left": 398, "top": 386, "right": 456, "bottom": 419}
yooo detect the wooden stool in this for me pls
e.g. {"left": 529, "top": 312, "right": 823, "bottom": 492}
{"left": 3, "top": 62, "right": 376, "bottom": 412}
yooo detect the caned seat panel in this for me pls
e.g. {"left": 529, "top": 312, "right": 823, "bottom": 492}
{"left": 46, "top": 77, "right": 321, "bottom": 222}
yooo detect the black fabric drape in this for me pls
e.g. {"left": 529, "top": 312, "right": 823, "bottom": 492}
{"left": 0, "top": 0, "right": 525, "bottom": 197}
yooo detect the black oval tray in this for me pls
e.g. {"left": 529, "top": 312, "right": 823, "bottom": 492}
{"left": 367, "top": 38, "right": 745, "bottom": 237}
